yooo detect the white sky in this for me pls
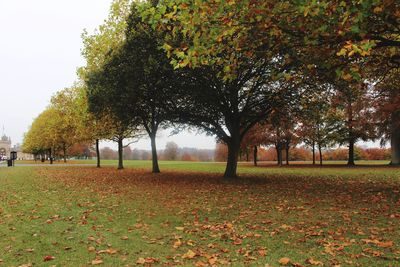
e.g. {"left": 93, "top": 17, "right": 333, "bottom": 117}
{"left": 0, "top": 0, "right": 216, "bottom": 150}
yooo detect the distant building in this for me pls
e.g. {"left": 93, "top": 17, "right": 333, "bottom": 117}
{"left": 0, "top": 131, "right": 34, "bottom": 160}
{"left": 12, "top": 144, "right": 34, "bottom": 160}
{"left": 0, "top": 134, "right": 11, "bottom": 159}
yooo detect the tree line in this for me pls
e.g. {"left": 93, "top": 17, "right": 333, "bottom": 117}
{"left": 23, "top": 0, "right": 399, "bottom": 177}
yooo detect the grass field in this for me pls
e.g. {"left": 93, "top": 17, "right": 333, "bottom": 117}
{"left": 0, "top": 162, "right": 399, "bottom": 266}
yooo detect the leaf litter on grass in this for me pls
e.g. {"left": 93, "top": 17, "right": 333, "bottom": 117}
{"left": 0, "top": 166, "right": 399, "bottom": 266}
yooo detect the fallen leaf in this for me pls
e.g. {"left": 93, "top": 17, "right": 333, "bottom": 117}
{"left": 377, "top": 241, "right": 394, "bottom": 248}
{"left": 233, "top": 238, "right": 243, "bottom": 245}
{"left": 208, "top": 257, "right": 217, "bottom": 265}
{"left": 182, "top": 249, "right": 196, "bottom": 259}
{"left": 173, "top": 240, "right": 182, "bottom": 249}
{"left": 43, "top": 255, "right": 55, "bottom": 262}
{"left": 106, "top": 248, "right": 118, "bottom": 254}
{"left": 136, "top": 258, "right": 146, "bottom": 265}
{"left": 306, "top": 258, "right": 324, "bottom": 266}
{"left": 258, "top": 249, "right": 267, "bottom": 257}
{"left": 91, "top": 259, "right": 103, "bottom": 265}
{"left": 279, "top": 257, "right": 291, "bottom": 265}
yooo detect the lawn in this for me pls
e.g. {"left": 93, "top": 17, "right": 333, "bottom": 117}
{"left": 0, "top": 163, "right": 399, "bottom": 266}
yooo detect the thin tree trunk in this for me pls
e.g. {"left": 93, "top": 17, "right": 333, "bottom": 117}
{"left": 150, "top": 133, "right": 160, "bottom": 173}
{"left": 347, "top": 98, "right": 355, "bottom": 166}
{"left": 318, "top": 144, "right": 323, "bottom": 166}
{"left": 390, "top": 111, "right": 400, "bottom": 165}
{"left": 276, "top": 142, "right": 283, "bottom": 166}
{"left": 49, "top": 149, "right": 53, "bottom": 165}
{"left": 245, "top": 147, "right": 250, "bottom": 162}
{"left": 253, "top": 145, "right": 258, "bottom": 166}
{"left": 224, "top": 133, "right": 240, "bottom": 178}
{"left": 285, "top": 141, "right": 290, "bottom": 165}
{"left": 348, "top": 138, "right": 355, "bottom": 166}
{"left": 312, "top": 140, "right": 316, "bottom": 165}
{"left": 117, "top": 138, "right": 123, "bottom": 170}
{"left": 96, "top": 139, "right": 101, "bottom": 168}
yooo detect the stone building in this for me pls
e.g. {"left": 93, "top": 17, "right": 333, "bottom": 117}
{"left": 0, "top": 134, "right": 11, "bottom": 159}
{"left": 0, "top": 133, "right": 34, "bottom": 160}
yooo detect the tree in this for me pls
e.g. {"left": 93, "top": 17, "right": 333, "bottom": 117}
{"left": 298, "top": 87, "right": 341, "bottom": 165}
{"left": 23, "top": 87, "right": 93, "bottom": 163}
{"left": 80, "top": 0, "right": 135, "bottom": 168}
{"left": 331, "top": 82, "right": 377, "bottom": 165}
{"left": 164, "top": 141, "right": 179, "bottom": 160}
{"left": 86, "top": 3, "right": 180, "bottom": 173}
{"left": 240, "top": 124, "right": 270, "bottom": 166}
{"left": 50, "top": 87, "right": 85, "bottom": 162}
{"left": 370, "top": 68, "right": 400, "bottom": 165}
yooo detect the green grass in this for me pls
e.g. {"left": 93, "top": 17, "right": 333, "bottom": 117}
{"left": 0, "top": 163, "right": 399, "bottom": 266}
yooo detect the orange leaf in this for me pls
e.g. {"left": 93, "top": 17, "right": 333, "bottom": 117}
{"left": 173, "top": 240, "right": 182, "bottom": 249}
{"left": 91, "top": 259, "right": 103, "bottom": 265}
{"left": 279, "top": 257, "right": 291, "bottom": 265}
{"left": 43, "top": 255, "right": 55, "bottom": 262}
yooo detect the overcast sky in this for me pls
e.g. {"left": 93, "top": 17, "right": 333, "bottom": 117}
{"left": 0, "top": 0, "right": 216, "bottom": 150}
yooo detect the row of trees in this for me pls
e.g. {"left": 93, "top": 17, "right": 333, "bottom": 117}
{"left": 217, "top": 144, "right": 392, "bottom": 164}
{"left": 23, "top": 0, "right": 399, "bottom": 178}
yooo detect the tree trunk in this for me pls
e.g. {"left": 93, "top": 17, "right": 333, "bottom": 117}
{"left": 63, "top": 143, "right": 67, "bottom": 163}
{"left": 276, "top": 142, "right": 283, "bottom": 166}
{"left": 390, "top": 111, "right": 400, "bottom": 165}
{"left": 253, "top": 145, "right": 258, "bottom": 166}
{"left": 347, "top": 98, "right": 355, "bottom": 166}
{"left": 318, "top": 144, "right": 323, "bottom": 166}
{"left": 285, "top": 141, "right": 290, "bottom": 165}
{"left": 224, "top": 134, "right": 240, "bottom": 178}
{"left": 49, "top": 149, "right": 53, "bottom": 165}
{"left": 312, "top": 140, "right": 316, "bottom": 165}
{"left": 117, "top": 138, "right": 123, "bottom": 170}
{"left": 150, "top": 134, "right": 160, "bottom": 173}
{"left": 96, "top": 139, "right": 101, "bottom": 168}
{"left": 245, "top": 147, "right": 249, "bottom": 162}
{"left": 348, "top": 138, "right": 355, "bottom": 166}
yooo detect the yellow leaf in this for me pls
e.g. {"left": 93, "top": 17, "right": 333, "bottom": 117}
{"left": 182, "top": 249, "right": 196, "bottom": 259}
{"left": 336, "top": 48, "right": 347, "bottom": 57}
{"left": 136, "top": 258, "right": 146, "bottom": 265}
{"left": 342, "top": 73, "right": 353, "bottom": 81}
{"left": 373, "top": 6, "right": 383, "bottom": 13}
{"left": 175, "top": 226, "right": 184, "bottom": 231}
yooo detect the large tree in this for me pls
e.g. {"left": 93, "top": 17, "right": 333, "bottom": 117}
{"left": 87, "top": 4, "right": 179, "bottom": 173}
